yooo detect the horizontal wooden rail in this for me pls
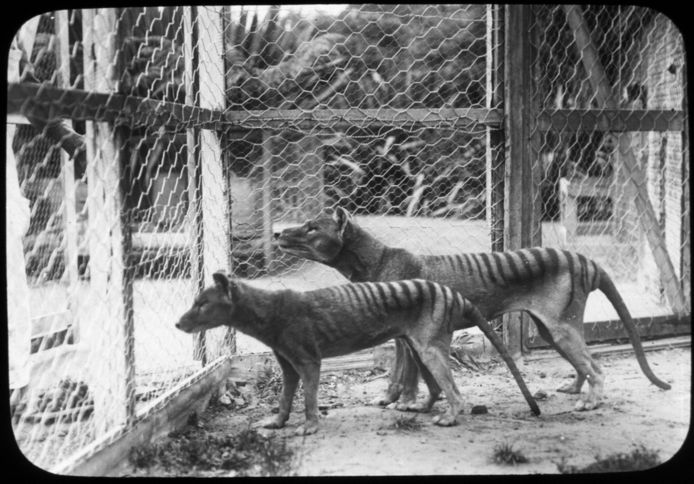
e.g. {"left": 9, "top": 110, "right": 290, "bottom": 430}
{"left": 526, "top": 314, "right": 691, "bottom": 349}
{"left": 537, "top": 109, "right": 684, "bottom": 132}
{"left": 7, "top": 82, "right": 502, "bottom": 130}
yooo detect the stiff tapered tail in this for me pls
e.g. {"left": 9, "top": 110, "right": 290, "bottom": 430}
{"left": 460, "top": 298, "right": 541, "bottom": 416}
{"left": 597, "top": 268, "right": 671, "bottom": 390}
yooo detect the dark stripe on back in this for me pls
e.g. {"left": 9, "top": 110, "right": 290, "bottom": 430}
{"left": 357, "top": 283, "right": 375, "bottom": 308}
{"left": 528, "top": 248, "right": 547, "bottom": 277}
{"left": 591, "top": 260, "right": 600, "bottom": 289}
{"left": 424, "top": 280, "right": 437, "bottom": 304}
{"left": 454, "top": 254, "right": 467, "bottom": 275}
{"left": 439, "top": 283, "right": 449, "bottom": 312}
{"left": 492, "top": 252, "right": 511, "bottom": 286}
{"left": 576, "top": 253, "right": 590, "bottom": 292}
{"left": 362, "top": 283, "right": 377, "bottom": 306}
{"left": 344, "top": 284, "right": 362, "bottom": 308}
{"left": 479, "top": 252, "right": 501, "bottom": 286}
{"left": 504, "top": 252, "right": 523, "bottom": 282}
{"left": 516, "top": 250, "right": 534, "bottom": 279}
{"left": 386, "top": 282, "right": 404, "bottom": 308}
{"left": 545, "top": 248, "right": 560, "bottom": 274}
{"left": 375, "top": 283, "right": 389, "bottom": 310}
{"left": 468, "top": 254, "right": 488, "bottom": 286}
{"left": 563, "top": 251, "right": 575, "bottom": 304}
{"left": 399, "top": 281, "right": 414, "bottom": 307}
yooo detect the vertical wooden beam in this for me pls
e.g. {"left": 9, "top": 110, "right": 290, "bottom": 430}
{"left": 262, "top": 131, "right": 274, "bottom": 272}
{"left": 680, "top": 56, "right": 690, "bottom": 311}
{"left": 196, "top": 5, "right": 233, "bottom": 362}
{"left": 82, "top": 7, "right": 135, "bottom": 434}
{"left": 183, "top": 6, "right": 206, "bottom": 364}
{"left": 504, "top": 4, "right": 538, "bottom": 358}
{"left": 563, "top": 4, "right": 687, "bottom": 314}
{"left": 486, "top": 4, "right": 505, "bottom": 253}
{"left": 54, "top": 9, "right": 80, "bottom": 342}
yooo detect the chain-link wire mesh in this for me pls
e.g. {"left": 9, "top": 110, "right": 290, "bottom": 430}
{"left": 528, "top": 5, "right": 689, "bottom": 345}
{"left": 6, "top": 4, "right": 688, "bottom": 473}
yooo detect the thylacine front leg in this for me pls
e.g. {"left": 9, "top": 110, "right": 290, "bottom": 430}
{"left": 260, "top": 351, "right": 299, "bottom": 429}
{"left": 294, "top": 361, "right": 322, "bottom": 435}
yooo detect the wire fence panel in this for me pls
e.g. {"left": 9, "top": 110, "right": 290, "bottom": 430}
{"left": 217, "top": 5, "right": 498, "bottom": 355}
{"left": 5, "top": 4, "right": 688, "bottom": 474}
{"left": 8, "top": 7, "right": 233, "bottom": 470}
{"left": 528, "top": 5, "right": 689, "bottom": 345}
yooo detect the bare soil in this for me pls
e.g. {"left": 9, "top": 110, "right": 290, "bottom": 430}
{"left": 124, "top": 346, "right": 690, "bottom": 476}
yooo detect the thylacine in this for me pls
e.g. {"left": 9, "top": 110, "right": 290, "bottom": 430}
{"left": 277, "top": 208, "right": 671, "bottom": 412}
{"left": 176, "top": 273, "right": 540, "bottom": 435}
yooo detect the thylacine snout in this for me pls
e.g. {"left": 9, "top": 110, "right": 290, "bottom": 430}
{"left": 275, "top": 219, "right": 343, "bottom": 263}
{"left": 175, "top": 273, "right": 234, "bottom": 333}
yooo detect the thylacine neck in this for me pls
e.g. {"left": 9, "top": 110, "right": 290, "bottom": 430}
{"left": 227, "top": 281, "right": 286, "bottom": 348}
{"left": 333, "top": 222, "right": 389, "bottom": 282}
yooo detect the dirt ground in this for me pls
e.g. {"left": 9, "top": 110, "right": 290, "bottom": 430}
{"left": 125, "top": 346, "right": 690, "bottom": 476}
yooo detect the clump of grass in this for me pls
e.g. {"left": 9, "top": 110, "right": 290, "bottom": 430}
{"left": 129, "top": 428, "right": 294, "bottom": 476}
{"left": 254, "top": 363, "right": 285, "bottom": 402}
{"left": 387, "top": 415, "right": 423, "bottom": 432}
{"left": 492, "top": 441, "right": 528, "bottom": 465}
{"left": 556, "top": 445, "right": 661, "bottom": 473}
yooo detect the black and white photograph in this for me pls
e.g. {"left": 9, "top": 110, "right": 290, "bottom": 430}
{"left": 6, "top": 4, "right": 690, "bottom": 476}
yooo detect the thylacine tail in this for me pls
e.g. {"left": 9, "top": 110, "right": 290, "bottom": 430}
{"left": 596, "top": 267, "right": 671, "bottom": 390}
{"left": 448, "top": 288, "right": 541, "bottom": 416}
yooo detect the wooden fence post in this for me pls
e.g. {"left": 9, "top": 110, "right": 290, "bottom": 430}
{"left": 486, "top": 4, "right": 505, "bottom": 253}
{"left": 195, "top": 5, "right": 234, "bottom": 362}
{"left": 53, "top": 10, "right": 80, "bottom": 341}
{"left": 680, "top": 56, "right": 690, "bottom": 311}
{"left": 183, "top": 6, "right": 206, "bottom": 364}
{"left": 503, "top": 4, "right": 540, "bottom": 359}
{"left": 82, "top": 7, "right": 135, "bottom": 435}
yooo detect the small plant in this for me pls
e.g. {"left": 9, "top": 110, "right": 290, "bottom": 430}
{"left": 128, "top": 428, "right": 294, "bottom": 476}
{"left": 387, "top": 415, "right": 423, "bottom": 433}
{"left": 254, "top": 363, "right": 285, "bottom": 402}
{"left": 556, "top": 445, "right": 661, "bottom": 473}
{"left": 492, "top": 441, "right": 528, "bottom": 465}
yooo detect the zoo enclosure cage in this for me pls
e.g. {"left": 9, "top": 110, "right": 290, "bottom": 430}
{"left": 5, "top": 4, "right": 689, "bottom": 474}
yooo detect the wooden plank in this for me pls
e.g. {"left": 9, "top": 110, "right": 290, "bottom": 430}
{"left": 261, "top": 131, "right": 274, "bottom": 271}
{"left": 526, "top": 335, "right": 690, "bottom": 361}
{"left": 680, "top": 56, "right": 690, "bottom": 312}
{"left": 7, "top": 82, "right": 504, "bottom": 129}
{"left": 563, "top": 4, "right": 687, "bottom": 315}
{"left": 55, "top": 358, "right": 233, "bottom": 476}
{"left": 81, "top": 8, "right": 135, "bottom": 435}
{"left": 196, "top": 5, "right": 233, "bottom": 363}
{"left": 526, "top": 314, "right": 691, "bottom": 348}
{"left": 503, "top": 5, "right": 537, "bottom": 359}
{"left": 536, "top": 109, "right": 684, "bottom": 133}
{"left": 54, "top": 9, "right": 80, "bottom": 344}
{"left": 486, "top": 4, "right": 504, "bottom": 253}
{"left": 183, "top": 6, "right": 206, "bottom": 364}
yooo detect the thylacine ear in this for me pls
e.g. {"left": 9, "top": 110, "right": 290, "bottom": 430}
{"left": 212, "top": 272, "right": 231, "bottom": 296}
{"left": 332, "top": 207, "right": 352, "bottom": 237}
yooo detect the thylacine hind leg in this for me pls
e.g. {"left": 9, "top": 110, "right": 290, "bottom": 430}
{"left": 530, "top": 313, "right": 604, "bottom": 411}
{"left": 372, "top": 337, "right": 420, "bottom": 408}
{"left": 405, "top": 337, "right": 463, "bottom": 426}
{"left": 530, "top": 315, "right": 586, "bottom": 394}
{"left": 398, "top": 342, "right": 441, "bottom": 414}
